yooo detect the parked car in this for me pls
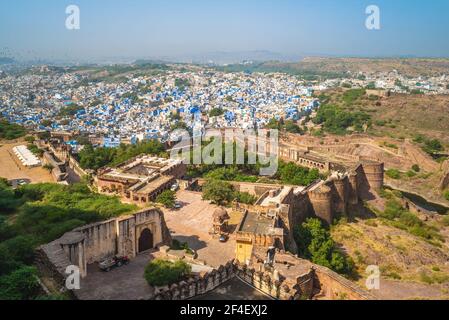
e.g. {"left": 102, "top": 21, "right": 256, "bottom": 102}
{"left": 98, "top": 256, "right": 130, "bottom": 272}
{"left": 170, "top": 183, "right": 179, "bottom": 192}
{"left": 173, "top": 201, "right": 182, "bottom": 209}
{"left": 219, "top": 234, "right": 228, "bottom": 243}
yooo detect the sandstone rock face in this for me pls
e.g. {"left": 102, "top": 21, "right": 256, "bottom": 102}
{"left": 439, "top": 160, "right": 449, "bottom": 191}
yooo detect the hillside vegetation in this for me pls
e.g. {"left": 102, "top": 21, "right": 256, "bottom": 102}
{"left": 331, "top": 188, "right": 449, "bottom": 297}
{"left": 0, "top": 180, "right": 136, "bottom": 299}
{"left": 317, "top": 88, "right": 449, "bottom": 148}
{"left": 0, "top": 119, "right": 26, "bottom": 140}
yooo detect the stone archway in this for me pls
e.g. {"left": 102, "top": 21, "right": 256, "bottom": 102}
{"left": 138, "top": 228, "right": 154, "bottom": 253}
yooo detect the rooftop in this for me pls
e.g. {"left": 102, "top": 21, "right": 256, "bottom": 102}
{"left": 238, "top": 211, "right": 276, "bottom": 235}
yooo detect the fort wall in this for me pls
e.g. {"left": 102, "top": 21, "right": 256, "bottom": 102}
{"left": 36, "top": 208, "right": 172, "bottom": 282}
{"left": 152, "top": 254, "right": 375, "bottom": 301}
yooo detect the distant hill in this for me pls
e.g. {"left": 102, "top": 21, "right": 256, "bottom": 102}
{"left": 214, "top": 57, "right": 449, "bottom": 78}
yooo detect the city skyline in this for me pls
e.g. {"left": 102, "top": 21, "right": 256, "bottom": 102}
{"left": 1, "top": 0, "right": 449, "bottom": 62}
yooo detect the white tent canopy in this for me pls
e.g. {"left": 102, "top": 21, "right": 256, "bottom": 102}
{"left": 12, "top": 145, "right": 41, "bottom": 167}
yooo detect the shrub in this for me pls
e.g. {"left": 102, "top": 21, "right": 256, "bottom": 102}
{"left": 171, "top": 240, "right": 194, "bottom": 255}
{"left": 385, "top": 169, "right": 401, "bottom": 179}
{"left": 406, "top": 170, "right": 416, "bottom": 178}
{"left": 379, "top": 199, "right": 443, "bottom": 242}
{"left": 144, "top": 259, "right": 191, "bottom": 286}
{"left": 411, "top": 164, "right": 420, "bottom": 172}
{"left": 442, "top": 215, "right": 449, "bottom": 227}
{"left": 0, "top": 266, "right": 40, "bottom": 300}
{"left": 234, "top": 191, "right": 257, "bottom": 205}
{"left": 443, "top": 191, "right": 449, "bottom": 202}
{"left": 0, "top": 236, "right": 36, "bottom": 265}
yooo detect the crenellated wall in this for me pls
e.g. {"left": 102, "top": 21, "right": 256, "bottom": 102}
{"left": 153, "top": 260, "right": 237, "bottom": 300}
{"left": 152, "top": 254, "right": 375, "bottom": 301}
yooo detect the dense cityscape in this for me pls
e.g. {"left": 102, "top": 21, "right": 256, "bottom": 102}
{"left": 2, "top": 64, "right": 448, "bottom": 148}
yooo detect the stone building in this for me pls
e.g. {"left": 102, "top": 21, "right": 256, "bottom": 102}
{"left": 229, "top": 160, "right": 384, "bottom": 255}
{"left": 36, "top": 208, "right": 172, "bottom": 279}
{"left": 235, "top": 209, "right": 285, "bottom": 264}
{"left": 279, "top": 147, "right": 331, "bottom": 172}
{"left": 96, "top": 155, "right": 186, "bottom": 205}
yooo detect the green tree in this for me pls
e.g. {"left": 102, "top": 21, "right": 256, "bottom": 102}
{"left": 294, "top": 218, "right": 353, "bottom": 274}
{"left": 1, "top": 235, "right": 36, "bottom": 265}
{"left": 284, "top": 120, "right": 303, "bottom": 134}
{"left": 58, "top": 103, "right": 83, "bottom": 117}
{"left": 202, "top": 180, "right": 235, "bottom": 205}
{"left": 144, "top": 259, "right": 191, "bottom": 286}
{"left": 155, "top": 190, "right": 176, "bottom": 208}
{"left": 276, "top": 161, "right": 321, "bottom": 186}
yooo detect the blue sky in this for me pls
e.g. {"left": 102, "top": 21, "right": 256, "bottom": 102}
{"left": 0, "top": 0, "right": 448, "bottom": 61}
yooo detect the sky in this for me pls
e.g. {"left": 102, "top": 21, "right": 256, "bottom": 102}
{"left": 0, "top": 0, "right": 449, "bottom": 61}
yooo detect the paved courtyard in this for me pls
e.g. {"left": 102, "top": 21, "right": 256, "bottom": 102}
{"left": 76, "top": 191, "right": 237, "bottom": 300}
{"left": 76, "top": 252, "right": 156, "bottom": 300}
{"left": 164, "top": 190, "right": 236, "bottom": 267}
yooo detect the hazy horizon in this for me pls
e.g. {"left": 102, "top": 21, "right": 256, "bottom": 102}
{"left": 1, "top": 0, "right": 449, "bottom": 63}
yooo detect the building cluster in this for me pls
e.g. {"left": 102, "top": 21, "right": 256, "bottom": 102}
{"left": 317, "top": 70, "right": 449, "bottom": 94}
{"left": 0, "top": 66, "right": 319, "bottom": 146}
{"left": 95, "top": 155, "right": 186, "bottom": 204}
{"left": 223, "top": 156, "right": 384, "bottom": 262}
{"left": 2, "top": 65, "right": 447, "bottom": 149}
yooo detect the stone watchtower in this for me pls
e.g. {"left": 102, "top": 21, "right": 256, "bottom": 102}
{"left": 308, "top": 185, "right": 333, "bottom": 224}
{"left": 360, "top": 161, "right": 384, "bottom": 192}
